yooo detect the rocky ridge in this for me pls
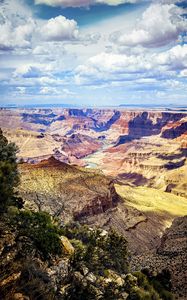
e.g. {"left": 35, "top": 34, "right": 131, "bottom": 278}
{"left": 19, "top": 157, "right": 187, "bottom": 256}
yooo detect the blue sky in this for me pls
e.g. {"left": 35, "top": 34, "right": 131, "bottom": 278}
{"left": 0, "top": 0, "right": 187, "bottom": 107}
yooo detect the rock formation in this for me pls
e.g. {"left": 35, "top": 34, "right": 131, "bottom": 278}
{"left": 19, "top": 157, "right": 187, "bottom": 257}
{"left": 131, "top": 216, "right": 187, "bottom": 299}
{"left": 19, "top": 157, "right": 120, "bottom": 223}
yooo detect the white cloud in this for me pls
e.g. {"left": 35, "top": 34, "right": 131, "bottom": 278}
{"left": 13, "top": 64, "right": 53, "bottom": 78}
{"left": 39, "top": 15, "right": 79, "bottom": 41}
{"left": 32, "top": 45, "right": 51, "bottom": 55}
{"left": 35, "top": 0, "right": 145, "bottom": 8}
{"left": 0, "top": 18, "right": 35, "bottom": 50}
{"left": 39, "top": 86, "right": 74, "bottom": 95}
{"left": 75, "top": 44, "right": 187, "bottom": 85}
{"left": 16, "top": 87, "right": 26, "bottom": 94}
{"left": 38, "top": 76, "right": 63, "bottom": 85}
{"left": 75, "top": 51, "right": 152, "bottom": 84}
{"left": 110, "top": 3, "right": 187, "bottom": 48}
{"left": 156, "top": 44, "right": 187, "bottom": 70}
{"left": 38, "top": 15, "right": 100, "bottom": 44}
{"left": 179, "top": 69, "right": 187, "bottom": 77}
{"left": 0, "top": 0, "right": 35, "bottom": 51}
{"left": 40, "top": 86, "right": 59, "bottom": 94}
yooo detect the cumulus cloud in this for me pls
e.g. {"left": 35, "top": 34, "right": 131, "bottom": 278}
{"left": 0, "top": 18, "right": 35, "bottom": 51}
{"left": 39, "top": 15, "right": 79, "bottom": 41}
{"left": 37, "top": 15, "right": 100, "bottom": 45}
{"left": 156, "top": 44, "right": 187, "bottom": 70}
{"left": 110, "top": 3, "right": 187, "bottom": 48}
{"left": 35, "top": 0, "right": 145, "bottom": 8}
{"left": 75, "top": 51, "right": 152, "bottom": 82}
{"left": 16, "top": 87, "right": 26, "bottom": 94}
{"left": 0, "top": 0, "right": 35, "bottom": 51}
{"left": 75, "top": 45, "right": 187, "bottom": 85}
{"left": 39, "top": 86, "right": 74, "bottom": 95}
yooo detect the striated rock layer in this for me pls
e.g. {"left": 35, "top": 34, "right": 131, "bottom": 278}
{"left": 131, "top": 216, "right": 187, "bottom": 299}
{"left": 19, "top": 157, "right": 120, "bottom": 223}
{"left": 1, "top": 108, "right": 186, "bottom": 197}
{"left": 19, "top": 157, "right": 187, "bottom": 256}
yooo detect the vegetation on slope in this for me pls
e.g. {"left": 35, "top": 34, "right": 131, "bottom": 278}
{"left": 0, "top": 128, "right": 174, "bottom": 300}
{"left": 0, "top": 128, "right": 23, "bottom": 211}
{"left": 115, "top": 184, "right": 187, "bottom": 217}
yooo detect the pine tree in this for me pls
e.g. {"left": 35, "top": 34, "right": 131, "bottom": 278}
{"left": 0, "top": 128, "right": 22, "bottom": 211}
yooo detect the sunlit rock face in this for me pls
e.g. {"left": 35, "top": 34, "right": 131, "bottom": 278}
{"left": 19, "top": 157, "right": 120, "bottom": 223}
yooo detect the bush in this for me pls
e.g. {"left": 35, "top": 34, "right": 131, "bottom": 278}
{"left": 13, "top": 210, "right": 62, "bottom": 259}
{"left": 0, "top": 128, "right": 23, "bottom": 211}
{"left": 16, "top": 260, "right": 55, "bottom": 300}
{"left": 62, "top": 224, "right": 129, "bottom": 275}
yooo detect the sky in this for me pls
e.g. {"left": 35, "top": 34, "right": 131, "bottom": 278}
{"left": 0, "top": 0, "right": 187, "bottom": 107}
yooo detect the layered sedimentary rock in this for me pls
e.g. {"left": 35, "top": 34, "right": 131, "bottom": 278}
{"left": 19, "top": 157, "right": 187, "bottom": 256}
{"left": 1, "top": 107, "right": 187, "bottom": 198}
{"left": 157, "top": 215, "right": 187, "bottom": 256}
{"left": 19, "top": 157, "right": 120, "bottom": 223}
{"left": 53, "top": 133, "right": 101, "bottom": 159}
{"left": 131, "top": 216, "right": 187, "bottom": 299}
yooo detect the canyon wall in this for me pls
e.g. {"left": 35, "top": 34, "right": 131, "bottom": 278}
{"left": 0, "top": 108, "right": 187, "bottom": 196}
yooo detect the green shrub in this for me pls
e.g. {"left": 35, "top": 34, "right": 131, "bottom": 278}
{"left": 13, "top": 210, "right": 62, "bottom": 259}
{"left": 0, "top": 128, "right": 22, "bottom": 211}
{"left": 17, "top": 260, "right": 55, "bottom": 300}
{"left": 62, "top": 224, "right": 129, "bottom": 275}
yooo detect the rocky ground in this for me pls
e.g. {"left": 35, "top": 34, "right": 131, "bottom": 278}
{"left": 131, "top": 216, "right": 187, "bottom": 299}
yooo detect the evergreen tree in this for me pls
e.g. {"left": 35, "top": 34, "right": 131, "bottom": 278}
{"left": 0, "top": 128, "right": 22, "bottom": 211}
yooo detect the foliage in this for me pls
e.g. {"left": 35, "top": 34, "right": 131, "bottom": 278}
{"left": 12, "top": 210, "right": 63, "bottom": 259}
{"left": 61, "top": 224, "right": 172, "bottom": 300}
{"left": 0, "top": 128, "right": 22, "bottom": 211}
{"left": 16, "top": 260, "right": 56, "bottom": 300}
{"left": 62, "top": 223, "right": 128, "bottom": 275}
{"left": 132, "top": 270, "right": 174, "bottom": 300}
{"left": 126, "top": 272, "right": 160, "bottom": 300}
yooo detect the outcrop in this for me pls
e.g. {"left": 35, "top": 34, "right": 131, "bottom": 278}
{"left": 131, "top": 216, "right": 187, "bottom": 299}
{"left": 53, "top": 133, "right": 101, "bottom": 159}
{"left": 0, "top": 217, "right": 69, "bottom": 299}
{"left": 157, "top": 215, "right": 187, "bottom": 256}
{"left": 161, "top": 120, "right": 187, "bottom": 139}
{"left": 19, "top": 157, "right": 120, "bottom": 223}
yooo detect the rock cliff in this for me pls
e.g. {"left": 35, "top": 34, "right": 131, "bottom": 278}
{"left": 19, "top": 157, "right": 120, "bottom": 223}
{"left": 131, "top": 216, "right": 187, "bottom": 299}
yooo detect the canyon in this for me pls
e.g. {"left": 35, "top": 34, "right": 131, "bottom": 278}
{"left": 1, "top": 107, "right": 187, "bottom": 197}
{"left": 0, "top": 107, "right": 187, "bottom": 298}
{"left": 18, "top": 156, "right": 187, "bottom": 256}
{"left": 1, "top": 107, "right": 187, "bottom": 248}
